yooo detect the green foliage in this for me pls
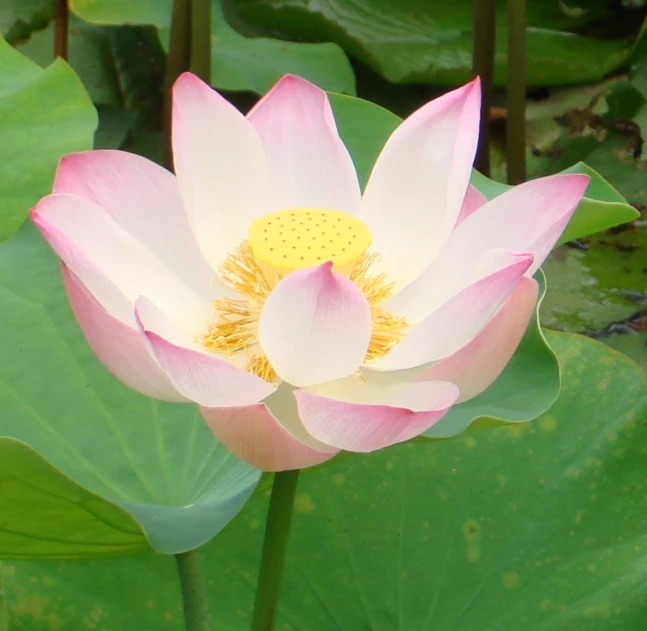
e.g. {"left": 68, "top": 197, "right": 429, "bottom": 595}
{"left": 0, "top": 38, "right": 96, "bottom": 244}
{"left": 70, "top": 0, "right": 356, "bottom": 94}
{"left": 0, "top": 224, "right": 261, "bottom": 556}
{"left": 235, "top": 0, "right": 638, "bottom": 86}
{"left": 5, "top": 332, "right": 647, "bottom": 629}
{"left": 0, "top": 0, "right": 53, "bottom": 43}
{"left": 0, "top": 440, "right": 147, "bottom": 559}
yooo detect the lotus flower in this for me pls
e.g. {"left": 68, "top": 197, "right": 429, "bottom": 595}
{"left": 31, "top": 73, "right": 588, "bottom": 471}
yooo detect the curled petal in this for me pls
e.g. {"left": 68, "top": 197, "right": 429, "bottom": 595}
{"left": 360, "top": 78, "right": 481, "bottom": 287}
{"left": 172, "top": 72, "right": 275, "bottom": 271}
{"left": 136, "top": 297, "right": 276, "bottom": 407}
{"left": 374, "top": 253, "right": 533, "bottom": 371}
{"left": 432, "top": 173, "right": 590, "bottom": 282}
{"left": 53, "top": 150, "right": 214, "bottom": 292}
{"left": 418, "top": 277, "right": 539, "bottom": 402}
{"left": 247, "top": 75, "right": 361, "bottom": 214}
{"left": 259, "top": 262, "right": 372, "bottom": 387}
{"left": 295, "top": 377, "right": 459, "bottom": 452}
{"left": 62, "top": 265, "right": 185, "bottom": 401}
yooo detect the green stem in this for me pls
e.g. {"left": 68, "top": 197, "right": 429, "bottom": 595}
{"left": 164, "top": 0, "right": 192, "bottom": 170}
{"left": 176, "top": 549, "right": 211, "bottom": 631}
{"left": 190, "top": 0, "right": 212, "bottom": 83}
{"left": 251, "top": 470, "right": 300, "bottom": 631}
{"left": 54, "top": 0, "right": 69, "bottom": 60}
{"left": 0, "top": 562, "right": 7, "bottom": 631}
{"left": 472, "top": 0, "right": 496, "bottom": 176}
{"left": 506, "top": 0, "right": 527, "bottom": 184}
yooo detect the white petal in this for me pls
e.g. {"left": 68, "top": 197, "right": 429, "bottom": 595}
{"left": 32, "top": 193, "right": 212, "bottom": 329}
{"left": 258, "top": 262, "right": 371, "bottom": 387}
{"left": 53, "top": 150, "right": 214, "bottom": 292}
{"left": 172, "top": 73, "right": 276, "bottom": 270}
{"left": 247, "top": 75, "right": 361, "bottom": 214}
{"left": 359, "top": 79, "right": 481, "bottom": 288}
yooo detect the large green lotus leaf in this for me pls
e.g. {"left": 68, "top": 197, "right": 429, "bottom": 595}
{"left": 0, "top": 223, "right": 260, "bottom": 555}
{"left": 329, "top": 92, "right": 638, "bottom": 242}
{"left": 0, "top": 38, "right": 97, "bottom": 244}
{"left": 5, "top": 331, "right": 647, "bottom": 629}
{"left": 0, "top": 439, "right": 146, "bottom": 559}
{"left": 234, "top": 0, "right": 632, "bottom": 87}
{"left": 69, "top": 0, "right": 356, "bottom": 95}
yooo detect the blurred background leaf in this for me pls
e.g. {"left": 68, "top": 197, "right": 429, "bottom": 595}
{"left": 233, "top": 0, "right": 643, "bottom": 86}
{"left": 69, "top": 0, "right": 356, "bottom": 94}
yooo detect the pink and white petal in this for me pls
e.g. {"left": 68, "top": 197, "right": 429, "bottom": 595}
{"left": 418, "top": 276, "right": 539, "bottom": 402}
{"left": 359, "top": 79, "right": 481, "bottom": 288}
{"left": 201, "top": 385, "right": 339, "bottom": 471}
{"left": 456, "top": 184, "right": 487, "bottom": 226}
{"left": 295, "top": 377, "right": 459, "bottom": 452}
{"left": 247, "top": 75, "right": 361, "bottom": 215}
{"left": 373, "top": 253, "right": 533, "bottom": 371}
{"left": 54, "top": 150, "right": 214, "bottom": 293}
{"left": 172, "top": 73, "right": 275, "bottom": 271}
{"left": 431, "top": 173, "right": 590, "bottom": 282}
{"left": 31, "top": 193, "right": 212, "bottom": 330}
{"left": 258, "top": 262, "right": 372, "bottom": 387}
{"left": 62, "top": 264, "right": 186, "bottom": 402}
{"left": 385, "top": 245, "right": 531, "bottom": 326}
{"left": 136, "top": 296, "right": 276, "bottom": 407}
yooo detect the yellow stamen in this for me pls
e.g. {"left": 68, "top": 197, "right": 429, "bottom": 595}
{"left": 349, "top": 252, "right": 409, "bottom": 361}
{"left": 199, "top": 209, "right": 409, "bottom": 379}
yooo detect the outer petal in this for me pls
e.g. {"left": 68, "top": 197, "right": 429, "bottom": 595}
{"left": 295, "top": 377, "right": 459, "bottom": 452}
{"left": 418, "top": 276, "right": 539, "bottom": 402}
{"left": 258, "top": 262, "right": 371, "bottom": 387}
{"left": 247, "top": 75, "right": 361, "bottom": 214}
{"left": 456, "top": 184, "right": 487, "bottom": 226}
{"left": 32, "top": 194, "right": 213, "bottom": 328}
{"left": 428, "top": 174, "right": 590, "bottom": 283}
{"left": 136, "top": 297, "right": 276, "bottom": 407}
{"left": 373, "top": 253, "right": 533, "bottom": 371}
{"left": 201, "top": 384, "right": 339, "bottom": 471}
{"left": 172, "top": 72, "right": 275, "bottom": 271}
{"left": 359, "top": 78, "right": 481, "bottom": 287}
{"left": 201, "top": 404, "right": 338, "bottom": 471}
{"left": 62, "top": 265, "right": 186, "bottom": 402}
{"left": 53, "top": 150, "right": 214, "bottom": 292}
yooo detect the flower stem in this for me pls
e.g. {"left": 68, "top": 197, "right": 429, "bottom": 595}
{"left": 190, "top": 0, "right": 212, "bottom": 83}
{"left": 0, "top": 562, "right": 7, "bottom": 631}
{"left": 54, "top": 0, "right": 69, "bottom": 60}
{"left": 164, "top": 0, "right": 192, "bottom": 170}
{"left": 176, "top": 549, "right": 211, "bottom": 631}
{"left": 472, "top": 0, "right": 496, "bottom": 176}
{"left": 251, "top": 470, "right": 300, "bottom": 631}
{"left": 506, "top": 0, "right": 527, "bottom": 184}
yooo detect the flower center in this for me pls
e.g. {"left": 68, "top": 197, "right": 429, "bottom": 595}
{"left": 248, "top": 208, "right": 372, "bottom": 282}
{"left": 200, "top": 208, "right": 408, "bottom": 382}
